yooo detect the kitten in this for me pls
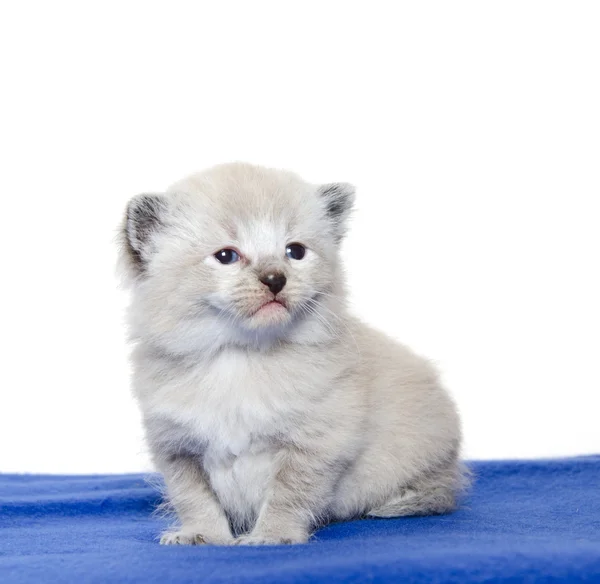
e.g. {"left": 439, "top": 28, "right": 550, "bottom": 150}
{"left": 118, "top": 162, "right": 465, "bottom": 545}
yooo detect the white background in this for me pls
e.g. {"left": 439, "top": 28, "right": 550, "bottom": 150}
{"left": 1, "top": 2, "right": 598, "bottom": 473}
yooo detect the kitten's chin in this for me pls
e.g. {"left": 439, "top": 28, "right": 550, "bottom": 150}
{"left": 244, "top": 300, "right": 292, "bottom": 330}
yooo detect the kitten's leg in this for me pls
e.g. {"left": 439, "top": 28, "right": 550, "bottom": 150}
{"left": 158, "top": 456, "right": 234, "bottom": 545}
{"left": 234, "top": 448, "right": 339, "bottom": 545}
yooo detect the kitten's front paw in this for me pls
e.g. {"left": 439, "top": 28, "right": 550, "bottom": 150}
{"left": 160, "top": 529, "right": 235, "bottom": 546}
{"left": 234, "top": 532, "right": 309, "bottom": 546}
{"left": 160, "top": 530, "right": 206, "bottom": 545}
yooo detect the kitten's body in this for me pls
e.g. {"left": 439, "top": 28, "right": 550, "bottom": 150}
{"left": 120, "top": 163, "right": 464, "bottom": 545}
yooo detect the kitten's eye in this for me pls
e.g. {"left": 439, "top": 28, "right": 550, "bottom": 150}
{"left": 286, "top": 243, "right": 306, "bottom": 260}
{"left": 214, "top": 249, "right": 240, "bottom": 264}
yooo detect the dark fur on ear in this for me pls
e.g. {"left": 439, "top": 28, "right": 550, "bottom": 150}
{"left": 121, "top": 194, "right": 168, "bottom": 276}
{"left": 318, "top": 183, "right": 356, "bottom": 241}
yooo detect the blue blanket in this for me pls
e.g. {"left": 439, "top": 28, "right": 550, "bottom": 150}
{"left": 1, "top": 456, "right": 599, "bottom": 583}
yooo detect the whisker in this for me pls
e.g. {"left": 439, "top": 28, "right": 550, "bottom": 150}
{"left": 304, "top": 297, "right": 362, "bottom": 360}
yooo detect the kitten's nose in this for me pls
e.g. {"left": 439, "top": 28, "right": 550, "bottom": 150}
{"left": 259, "top": 272, "right": 287, "bottom": 295}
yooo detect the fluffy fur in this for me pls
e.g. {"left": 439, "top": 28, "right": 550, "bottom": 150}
{"left": 118, "top": 162, "right": 466, "bottom": 546}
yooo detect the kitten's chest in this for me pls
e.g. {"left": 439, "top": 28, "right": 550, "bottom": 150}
{"left": 144, "top": 350, "right": 316, "bottom": 523}
{"left": 145, "top": 348, "right": 321, "bottom": 451}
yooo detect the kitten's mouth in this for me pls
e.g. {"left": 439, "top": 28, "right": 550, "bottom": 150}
{"left": 253, "top": 299, "right": 287, "bottom": 315}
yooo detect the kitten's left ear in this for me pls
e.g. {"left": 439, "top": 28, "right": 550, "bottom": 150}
{"left": 318, "top": 182, "right": 356, "bottom": 241}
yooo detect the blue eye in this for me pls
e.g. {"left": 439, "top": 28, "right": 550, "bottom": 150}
{"left": 214, "top": 249, "right": 240, "bottom": 264}
{"left": 286, "top": 243, "right": 306, "bottom": 260}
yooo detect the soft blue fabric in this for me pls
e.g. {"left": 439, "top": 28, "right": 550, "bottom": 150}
{"left": 1, "top": 456, "right": 599, "bottom": 583}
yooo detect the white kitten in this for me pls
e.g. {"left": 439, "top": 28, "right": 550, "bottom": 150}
{"left": 118, "top": 162, "right": 466, "bottom": 546}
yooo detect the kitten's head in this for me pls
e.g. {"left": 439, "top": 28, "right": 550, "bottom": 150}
{"left": 118, "top": 163, "right": 355, "bottom": 354}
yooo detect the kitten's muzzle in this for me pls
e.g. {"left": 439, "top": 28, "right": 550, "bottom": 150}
{"left": 259, "top": 272, "right": 287, "bottom": 296}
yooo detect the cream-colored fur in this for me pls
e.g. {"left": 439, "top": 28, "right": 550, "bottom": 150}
{"left": 118, "top": 162, "right": 465, "bottom": 545}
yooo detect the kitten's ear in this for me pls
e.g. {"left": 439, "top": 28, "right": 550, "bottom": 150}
{"left": 119, "top": 194, "right": 169, "bottom": 280}
{"left": 318, "top": 182, "right": 356, "bottom": 241}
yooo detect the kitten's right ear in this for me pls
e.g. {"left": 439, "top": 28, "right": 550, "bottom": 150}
{"left": 118, "top": 194, "right": 168, "bottom": 280}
